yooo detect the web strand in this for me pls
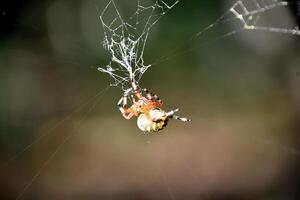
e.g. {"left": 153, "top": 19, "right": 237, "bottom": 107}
{"left": 14, "top": 86, "right": 109, "bottom": 200}
{"left": 0, "top": 87, "right": 110, "bottom": 171}
{"left": 230, "top": 0, "right": 300, "bottom": 35}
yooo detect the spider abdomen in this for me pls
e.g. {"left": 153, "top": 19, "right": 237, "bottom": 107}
{"left": 137, "top": 109, "right": 168, "bottom": 133}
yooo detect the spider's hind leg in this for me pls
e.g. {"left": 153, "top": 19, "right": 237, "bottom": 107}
{"left": 166, "top": 108, "right": 179, "bottom": 116}
{"left": 173, "top": 115, "right": 192, "bottom": 122}
{"left": 167, "top": 109, "right": 192, "bottom": 122}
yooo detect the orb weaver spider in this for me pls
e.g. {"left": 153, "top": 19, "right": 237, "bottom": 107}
{"left": 118, "top": 79, "right": 191, "bottom": 133}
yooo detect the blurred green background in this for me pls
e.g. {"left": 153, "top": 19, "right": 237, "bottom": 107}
{"left": 1, "top": 0, "right": 300, "bottom": 199}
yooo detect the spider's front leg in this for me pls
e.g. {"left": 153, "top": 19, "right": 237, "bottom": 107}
{"left": 117, "top": 93, "right": 134, "bottom": 120}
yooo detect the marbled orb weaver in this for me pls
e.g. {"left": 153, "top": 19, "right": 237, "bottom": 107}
{"left": 118, "top": 79, "right": 191, "bottom": 133}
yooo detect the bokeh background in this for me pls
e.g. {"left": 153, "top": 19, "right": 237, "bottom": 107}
{"left": 1, "top": 0, "right": 300, "bottom": 199}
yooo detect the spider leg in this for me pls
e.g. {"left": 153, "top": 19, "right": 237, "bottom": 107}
{"left": 142, "top": 88, "right": 152, "bottom": 99}
{"left": 124, "top": 88, "right": 133, "bottom": 97}
{"left": 166, "top": 108, "right": 179, "bottom": 117}
{"left": 167, "top": 108, "right": 192, "bottom": 122}
{"left": 118, "top": 94, "right": 134, "bottom": 120}
{"left": 131, "top": 95, "right": 137, "bottom": 103}
{"left": 117, "top": 96, "right": 128, "bottom": 108}
{"left": 142, "top": 88, "right": 162, "bottom": 104}
{"left": 121, "top": 111, "right": 134, "bottom": 120}
{"left": 118, "top": 87, "right": 134, "bottom": 108}
{"left": 173, "top": 115, "right": 192, "bottom": 122}
{"left": 131, "top": 79, "right": 139, "bottom": 91}
{"left": 118, "top": 102, "right": 134, "bottom": 120}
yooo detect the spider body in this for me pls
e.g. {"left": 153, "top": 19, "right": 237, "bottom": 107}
{"left": 137, "top": 111, "right": 169, "bottom": 133}
{"left": 118, "top": 80, "right": 191, "bottom": 133}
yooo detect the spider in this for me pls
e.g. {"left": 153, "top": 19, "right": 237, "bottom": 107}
{"left": 118, "top": 79, "right": 191, "bottom": 133}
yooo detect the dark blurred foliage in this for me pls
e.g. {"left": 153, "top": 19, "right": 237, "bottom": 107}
{"left": 288, "top": 0, "right": 300, "bottom": 24}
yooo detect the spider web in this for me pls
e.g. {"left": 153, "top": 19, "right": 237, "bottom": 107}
{"left": 97, "top": 0, "right": 179, "bottom": 91}
{"left": 8, "top": 1, "right": 300, "bottom": 199}
{"left": 98, "top": 0, "right": 300, "bottom": 91}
